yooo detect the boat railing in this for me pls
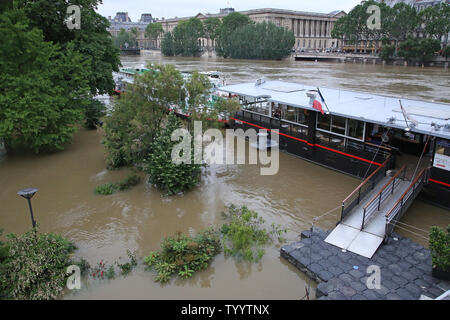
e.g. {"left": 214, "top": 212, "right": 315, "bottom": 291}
{"left": 361, "top": 164, "right": 407, "bottom": 230}
{"left": 340, "top": 155, "right": 391, "bottom": 222}
{"left": 384, "top": 167, "right": 429, "bottom": 240}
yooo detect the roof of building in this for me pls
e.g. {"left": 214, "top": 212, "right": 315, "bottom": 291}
{"left": 218, "top": 80, "right": 450, "bottom": 140}
{"left": 160, "top": 8, "right": 345, "bottom": 23}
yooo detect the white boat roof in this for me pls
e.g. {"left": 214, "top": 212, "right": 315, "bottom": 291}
{"left": 218, "top": 80, "right": 450, "bottom": 140}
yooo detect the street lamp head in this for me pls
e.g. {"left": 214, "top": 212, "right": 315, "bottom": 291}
{"left": 17, "top": 188, "right": 38, "bottom": 200}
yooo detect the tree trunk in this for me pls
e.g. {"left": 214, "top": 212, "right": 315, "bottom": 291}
{"left": 394, "top": 40, "right": 399, "bottom": 57}
{"left": 2, "top": 138, "right": 13, "bottom": 155}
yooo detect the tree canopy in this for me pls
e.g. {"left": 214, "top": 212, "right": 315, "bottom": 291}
{"left": 0, "top": 9, "right": 91, "bottom": 153}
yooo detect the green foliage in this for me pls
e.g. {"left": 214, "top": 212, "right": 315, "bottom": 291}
{"left": 444, "top": 46, "right": 450, "bottom": 58}
{"left": 144, "top": 228, "right": 221, "bottom": 283}
{"left": 203, "top": 17, "right": 222, "bottom": 45}
{"left": 117, "top": 250, "right": 138, "bottom": 275}
{"left": 0, "top": 9, "right": 91, "bottom": 153}
{"left": 113, "top": 28, "right": 138, "bottom": 49}
{"left": 216, "top": 12, "right": 253, "bottom": 58}
{"left": 380, "top": 45, "right": 395, "bottom": 60}
{"left": 0, "top": 227, "right": 76, "bottom": 300}
{"left": 94, "top": 183, "right": 119, "bottom": 195}
{"left": 429, "top": 225, "right": 450, "bottom": 272}
{"left": 161, "top": 32, "right": 175, "bottom": 56}
{"left": 145, "top": 22, "right": 163, "bottom": 40}
{"left": 16, "top": 0, "right": 120, "bottom": 95}
{"left": 103, "top": 64, "right": 185, "bottom": 168}
{"left": 399, "top": 37, "right": 441, "bottom": 62}
{"left": 220, "top": 205, "right": 286, "bottom": 262}
{"left": 94, "top": 173, "right": 141, "bottom": 195}
{"left": 165, "top": 18, "right": 204, "bottom": 57}
{"left": 218, "top": 21, "right": 295, "bottom": 60}
{"left": 144, "top": 112, "right": 202, "bottom": 195}
{"left": 419, "top": 3, "right": 450, "bottom": 44}
{"left": 84, "top": 99, "right": 106, "bottom": 129}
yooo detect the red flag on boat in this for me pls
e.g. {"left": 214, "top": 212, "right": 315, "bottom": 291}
{"left": 313, "top": 99, "right": 324, "bottom": 115}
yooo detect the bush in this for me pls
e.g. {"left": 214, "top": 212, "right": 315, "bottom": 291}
{"left": 94, "top": 183, "right": 118, "bottom": 195}
{"left": 144, "top": 112, "right": 202, "bottom": 195}
{"left": 0, "top": 227, "right": 76, "bottom": 300}
{"left": 144, "top": 228, "right": 221, "bottom": 283}
{"left": 84, "top": 99, "right": 106, "bottom": 129}
{"left": 220, "top": 205, "right": 286, "bottom": 262}
{"left": 443, "top": 46, "right": 450, "bottom": 58}
{"left": 94, "top": 173, "right": 141, "bottom": 195}
{"left": 117, "top": 173, "right": 141, "bottom": 191}
{"left": 429, "top": 225, "right": 450, "bottom": 272}
{"left": 380, "top": 45, "right": 395, "bottom": 60}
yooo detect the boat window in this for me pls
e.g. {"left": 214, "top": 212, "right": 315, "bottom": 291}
{"left": 317, "top": 113, "right": 331, "bottom": 131}
{"left": 284, "top": 105, "right": 297, "bottom": 122}
{"left": 331, "top": 115, "right": 346, "bottom": 135}
{"left": 292, "top": 124, "right": 308, "bottom": 138}
{"left": 347, "top": 119, "right": 365, "bottom": 140}
{"left": 435, "top": 139, "right": 450, "bottom": 156}
{"left": 297, "top": 109, "right": 308, "bottom": 126}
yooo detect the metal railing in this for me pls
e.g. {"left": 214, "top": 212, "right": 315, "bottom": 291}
{"left": 384, "top": 167, "right": 429, "bottom": 239}
{"left": 340, "top": 155, "right": 391, "bottom": 222}
{"left": 361, "top": 165, "right": 407, "bottom": 230}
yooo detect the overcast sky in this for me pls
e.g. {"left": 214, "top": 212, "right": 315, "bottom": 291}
{"left": 96, "top": 0, "right": 362, "bottom": 21}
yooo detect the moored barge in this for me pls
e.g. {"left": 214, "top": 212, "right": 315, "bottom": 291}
{"left": 217, "top": 79, "right": 450, "bottom": 210}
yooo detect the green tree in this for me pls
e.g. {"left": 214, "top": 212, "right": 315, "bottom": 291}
{"left": 144, "top": 112, "right": 202, "bottom": 195}
{"left": 17, "top": 0, "right": 120, "bottom": 95}
{"left": 380, "top": 44, "right": 395, "bottom": 60}
{"left": 386, "top": 3, "right": 419, "bottom": 56}
{"left": 216, "top": 12, "right": 253, "bottom": 57}
{"left": 218, "top": 21, "right": 294, "bottom": 60}
{"left": 203, "top": 17, "right": 222, "bottom": 49}
{"left": 172, "top": 18, "right": 204, "bottom": 56}
{"left": 113, "top": 28, "right": 137, "bottom": 48}
{"left": 420, "top": 3, "right": 450, "bottom": 47}
{"left": 0, "top": 9, "right": 91, "bottom": 153}
{"left": 161, "top": 31, "right": 175, "bottom": 56}
{"left": 399, "top": 37, "right": 440, "bottom": 63}
{"left": 103, "top": 64, "right": 185, "bottom": 168}
{"left": 145, "top": 22, "right": 163, "bottom": 48}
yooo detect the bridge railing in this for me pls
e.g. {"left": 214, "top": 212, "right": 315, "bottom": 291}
{"left": 361, "top": 165, "right": 407, "bottom": 230}
{"left": 384, "top": 167, "right": 429, "bottom": 240}
{"left": 340, "top": 155, "right": 391, "bottom": 222}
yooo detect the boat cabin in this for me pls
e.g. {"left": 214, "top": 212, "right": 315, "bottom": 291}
{"left": 218, "top": 80, "right": 450, "bottom": 209}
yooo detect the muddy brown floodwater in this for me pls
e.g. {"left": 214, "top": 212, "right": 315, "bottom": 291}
{"left": 0, "top": 52, "right": 449, "bottom": 299}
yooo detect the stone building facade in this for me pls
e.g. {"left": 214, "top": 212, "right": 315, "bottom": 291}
{"left": 154, "top": 8, "right": 346, "bottom": 51}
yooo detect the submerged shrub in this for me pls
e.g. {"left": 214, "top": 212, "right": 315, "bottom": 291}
{"left": 0, "top": 227, "right": 76, "bottom": 300}
{"left": 94, "top": 183, "right": 118, "bottom": 195}
{"left": 429, "top": 225, "right": 450, "bottom": 272}
{"left": 144, "top": 228, "right": 221, "bottom": 283}
{"left": 144, "top": 112, "right": 202, "bottom": 196}
{"left": 220, "top": 205, "right": 286, "bottom": 262}
{"left": 94, "top": 173, "right": 141, "bottom": 195}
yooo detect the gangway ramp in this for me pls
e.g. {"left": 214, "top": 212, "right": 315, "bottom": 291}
{"left": 325, "top": 164, "right": 423, "bottom": 258}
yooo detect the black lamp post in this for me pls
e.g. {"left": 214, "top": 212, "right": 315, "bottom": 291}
{"left": 17, "top": 188, "right": 38, "bottom": 228}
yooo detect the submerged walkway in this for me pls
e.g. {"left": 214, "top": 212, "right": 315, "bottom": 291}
{"left": 281, "top": 227, "right": 450, "bottom": 300}
{"left": 325, "top": 176, "right": 410, "bottom": 258}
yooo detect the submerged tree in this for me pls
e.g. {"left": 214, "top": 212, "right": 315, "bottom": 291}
{"left": 103, "top": 64, "right": 185, "bottom": 168}
{"left": 144, "top": 112, "right": 202, "bottom": 195}
{"left": 222, "top": 21, "right": 295, "bottom": 60}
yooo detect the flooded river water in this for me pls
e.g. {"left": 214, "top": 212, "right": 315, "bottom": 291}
{"left": 0, "top": 52, "right": 449, "bottom": 299}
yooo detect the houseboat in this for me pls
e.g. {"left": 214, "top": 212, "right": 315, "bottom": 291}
{"left": 217, "top": 79, "right": 450, "bottom": 211}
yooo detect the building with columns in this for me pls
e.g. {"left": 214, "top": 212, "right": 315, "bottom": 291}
{"left": 154, "top": 8, "right": 346, "bottom": 51}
